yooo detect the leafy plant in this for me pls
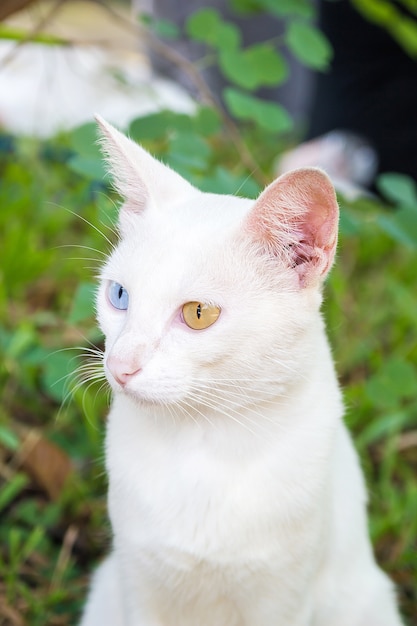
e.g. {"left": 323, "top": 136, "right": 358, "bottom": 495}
{"left": 1, "top": 0, "right": 416, "bottom": 624}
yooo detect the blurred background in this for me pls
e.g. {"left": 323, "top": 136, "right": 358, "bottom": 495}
{"left": 0, "top": 1, "right": 416, "bottom": 624}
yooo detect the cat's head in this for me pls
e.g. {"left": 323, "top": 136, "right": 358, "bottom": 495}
{"left": 95, "top": 116, "right": 338, "bottom": 417}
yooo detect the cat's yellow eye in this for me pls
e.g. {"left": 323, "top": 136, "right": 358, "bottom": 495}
{"left": 182, "top": 302, "right": 221, "bottom": 330}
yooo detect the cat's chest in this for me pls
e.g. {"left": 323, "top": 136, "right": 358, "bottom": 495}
{"left": 106, "top": 401, "right": 331, "bottom": 564}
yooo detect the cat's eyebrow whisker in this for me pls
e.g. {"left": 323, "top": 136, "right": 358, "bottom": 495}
{"left": 233, "top": 169, "right": 259, "bottom": 198}
{"left": 94, "top": 189, "right": 120, "bottom": 226}
{"left": 48, "top": 203, "right": 115, "bottom": 249}
{"left": 98, "top": 218, "right": 119, "bottom": 241}
{"left": 54, "top": 244, "right": 108, "bottom": 258}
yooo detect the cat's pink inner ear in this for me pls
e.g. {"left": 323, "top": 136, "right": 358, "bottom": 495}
{"left": 246, "top": 168, "right": 339, "bottom": 287}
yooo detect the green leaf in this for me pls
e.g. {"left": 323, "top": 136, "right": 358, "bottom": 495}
{"left": 338, "top": 207, "right": 361, "bottom": 236}
{"left": 358, "top": 410, "right": 413, "bottom": 446}
{"left": 140, "top": 13, "right": 180, "bottom": 39}
{"left": 365, "top": 358, "right": 417, "bottom": 408}
{"left": 68, "top": 122, "right": 116, "bottom": 182}
{"left": 392, "top": 15, "right": 417, "bottom": 57}
{"left": 68, "top": 156, "right": 106, "bottom": 182}
{"left": 42, "top": 351, "right": 73, "bottom": 403}
{"left": 197, "top": 166, "right": 261, "bottom": 197}
{"left": 6, "top": 323, "right": 36, "bottom": 359}
{"left": 378, "top": 207, "right": 417, "bottom": 248}
{"left": 219, "top": 44, "right": 288, "bottom": 90}
{"left": 169, "top": 132, "right": 212, "bottom": 163}
{"left": 129, "top": 110, "right": 193, "bottom": 141}
{"left": 352, "top": 0, "right": 396, "bottom": 25}
{"left": 231, "top": 0, "right": 315, "bottom": 18}
{"left": 286, "top": 21, "right": 333, "bottom": 70}
{"left": 0, "top": 473, "right": 29, "bottom": 513}
{"left": 377, "top": 172, "right": 417, "bottom": 207}
{"left": 223, "top": 87, "right": 293, "bottom": 132}
{"left": 69, "top": 123, "right": 100, "bottom": 157}
{"left": 164, "top": 135, "right": 212, "bottom": 177}
{"left": 129, "top": 111, "right": 171, "bottom": 141}
{"left": 0, "top": 426, "right": 19, "bottom": 451}
{"left": 20, "top": 526, "right": 44, "bottom": 562}
{"left": 263, "top": 0, "right": 315, "bottom": 18}
{"left": 68, "top": 282, "right": 96, "bottom": 324}
{"left": 186, "top": 8, "right": 240, "bottom": 50}
{"left": 194, "top": 107, "right": 222, "bottom": 136}
{"left": 230, "top": 0, "right": 264, "bottom": 14}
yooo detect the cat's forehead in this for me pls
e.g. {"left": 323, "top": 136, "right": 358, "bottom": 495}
{"left": 125, "top": 191, "right": 253, "bottom": 245}
{"left": 104, "top": 191, "right": 256, "bottom": 297}
{"left": 164, "top": 191, "right": 253, "bottom": 232}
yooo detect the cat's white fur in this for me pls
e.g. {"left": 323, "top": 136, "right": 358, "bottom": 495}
{"left": 80, "top": 115, "right": 403, "bottom": 626}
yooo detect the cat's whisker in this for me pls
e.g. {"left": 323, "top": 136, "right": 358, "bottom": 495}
{"left": 232, "top": 169, "right": 259, "bottom": 198}
{"left": 98, "top": 218, "right": 119, "bottom": 242}
{"left": 178, "top": 397, "right": 218, "bottom": 431}
{"left": 55, "top": 352, "right": 106, "bottom": 418}
{"left": 94, "top": 190, "right": 120, "bottom": 231}
{"left": 185, "top": 390, "right": 266, "bottom": 440}
{"left": 55, "top": 243, "right": 108, "bottom": 258}
{"left": 162, "top": 400, "right": 179, "bottom": 427}
{"left": 91, "top": 379, "right": 111, "bottom": 409}
{"left": 186, "top": 379, "right": 287, "bottom": 425}
{"left": 48, "top": 202, "right": 116, "bottom": 249}
{"left": 187, "top": 379, "right": 293, "bottom": 408}
{"left": 172, "top": 400, "right": 203, "bottom": 430}
{"left": 189, "top": 385, "right": 280, "bottom": 425}
{"left": 265, "top": 356, "right": 309, "bottom": 382}
{"left": 62, "top": 332, "right": 105, "bottom": 356}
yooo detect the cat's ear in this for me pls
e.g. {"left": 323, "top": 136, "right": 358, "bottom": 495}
{"left": 95, "top": 114, "right": 193, "bottom": 213}
{"left": 245, "top": 168, "right": 339, "bottom": 288}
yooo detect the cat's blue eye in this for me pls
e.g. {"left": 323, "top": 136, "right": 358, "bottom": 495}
{"left": 108, "top": 281, "right": 129, "bottom": 310}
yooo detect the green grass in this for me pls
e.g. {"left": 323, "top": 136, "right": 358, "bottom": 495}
{"left": 0, "top": 129, "right": 416, "bottom": 625}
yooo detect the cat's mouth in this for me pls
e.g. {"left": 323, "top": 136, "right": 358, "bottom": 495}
{"left": 108, "top": 372, "right": 187, "bottom": 406}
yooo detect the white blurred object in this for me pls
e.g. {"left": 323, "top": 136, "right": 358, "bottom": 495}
{"left": 0, "top": 40, "right": 194, "bottom": 137}
{"left": 278, "top": 131, "right": 378, "bottom": 198}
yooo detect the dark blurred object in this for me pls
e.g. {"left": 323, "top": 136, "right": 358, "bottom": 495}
{"left": 141, "top": 0, "right": 417, "bottom": 187}
{"left": 307, "top": 0, "right": 417, "bottom": 183}
{"left": 138, "top": 0, "right": 312, "bottom": 125}
{"left": 0, "top": 133, "right": 15, "bottom": 156}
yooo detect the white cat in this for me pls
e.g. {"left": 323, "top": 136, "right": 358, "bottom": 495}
{"left": 79, "top": 115, "right": 403, "bottom": 626}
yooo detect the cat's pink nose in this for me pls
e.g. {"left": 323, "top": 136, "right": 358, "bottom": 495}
{"left": 106, "top": 355, "right": 141, "bottom": 387}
